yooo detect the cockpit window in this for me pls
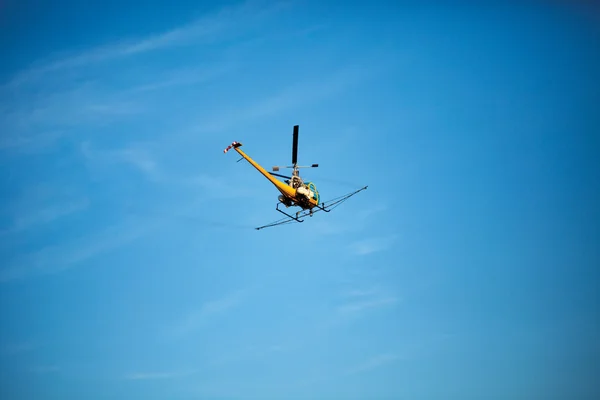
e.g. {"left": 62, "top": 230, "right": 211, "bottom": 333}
{"left": 306, "top": 182, "right": 320, "bottom": 204}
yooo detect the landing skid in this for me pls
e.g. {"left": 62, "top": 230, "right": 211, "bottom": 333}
{"left": 255, "top": 186, "right": 368, "bottom": 230}
{"left": 275, "top": 202, "right": 307, "bottom": 223}
{"left": 315, "top": 203, "right": 331, "bottom": 213}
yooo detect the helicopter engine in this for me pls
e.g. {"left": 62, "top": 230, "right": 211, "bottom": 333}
{"left": 278, "top": 194, "right": 293, "bottom": 207}
{"left": 289, "top": 175, "right": 302, "bottom": 189}
{"left": 296, "top": 184, "right": 314, "bottom": 200}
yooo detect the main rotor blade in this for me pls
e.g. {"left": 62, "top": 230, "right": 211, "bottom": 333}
{"left": 273, "top": 165, "right": 295, "bottom": 171}
{"left": 292, "top": 125, "right": 299, "bottom": 165}
{"left": 270, "top": 172, "right": 292, "bottom": 179}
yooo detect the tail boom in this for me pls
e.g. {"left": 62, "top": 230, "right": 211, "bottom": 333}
{"left": 224, "top": 141, "right": 296, "bottom": 199}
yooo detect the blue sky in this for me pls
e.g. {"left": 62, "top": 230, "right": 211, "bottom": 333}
{"left": 1, "top": 0, "right": 599, "bottom": 399}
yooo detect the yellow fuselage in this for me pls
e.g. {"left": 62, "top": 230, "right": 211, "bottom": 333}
{"left": 233, "top": 146, "right": 318, "bottom": 209}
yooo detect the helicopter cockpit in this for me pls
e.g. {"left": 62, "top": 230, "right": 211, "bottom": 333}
{"left": 306, "top": 181, "right": 320, "bottom": 204}
{"left": 286, "top": 175, "right": 320, "bottom": 205}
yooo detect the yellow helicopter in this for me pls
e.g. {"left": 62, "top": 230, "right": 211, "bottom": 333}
{"left": 224, "top": 125, "right": 367, "bottom": 230}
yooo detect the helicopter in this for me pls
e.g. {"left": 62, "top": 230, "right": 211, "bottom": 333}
{"left": 223, "top": 124, "right": 367, "bottom": 230}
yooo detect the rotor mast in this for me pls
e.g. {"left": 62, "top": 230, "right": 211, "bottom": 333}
{"left": 291, "top": 124, "right": 299, "bottom": 177}
{"left": 272, "top": 125, "right": 318, "bottom": 183}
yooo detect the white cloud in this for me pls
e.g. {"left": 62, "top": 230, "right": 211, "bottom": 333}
{"left": 1, "top": 198, "right": 89, "bottom": 234}
{"left": 80, "top": 141, "right": 260, "bottom": 202}
{"left": 351, "top": 235, "right": 397, "bottom": 256}
{"left": 0, "top": 216, "right": 158, "bottom": 282}
{"left": 343, "top": 288, "right": 381, "bottom": 298}
{"left": 170, "top": 290, "right": 247, "bottom": 337}
{"left": 0, "top": 60, "right": 237, "bottom": 145}
{"left": 0, "top": 187, "right": 236, "bottom": 283}
{"left": 356, "top": 203, "right": 388, "bottom": 220}
{"left": 184, "top": 173, "right": 258, "bottom": 199}
{"left": 113, "top": 148, "right": 157, "bottom": 176}
{"left": 1, "top": 341, "right": 37, "bottom": 355}
{"left": 337, "top": 286, "right": 399, "bottom": 317}
{"left": 338, "top": 295, "right": 398, "bottom": 315}
{"left": 0, "top": 1, "right": 298, "bottom": 159}
{"left": 3, "top": 0, "right": 290, "bottom": 88}
{"left": 193, "top": 63, "right": 375, "bottom": 135}
{"left": 81, "top": 141, "right": 161, "bottom": 181}
{"left": 0, "top": 130, "right": 64, "bottom": 153}
{"left": 0, "top": 83, "right": 147, "bottom": 149}
{"left": 300, "top": 202, "right": 387, "bottom": 237}
{"left": 125, "top": 63, "right": 237, "bottom": 94}
{"left": 84, "top": 102, "right": 144, "bottom": 116}
{"left": 0, "top": 183, "right": 91, "bottom": 237}
{"left": 125, "top": 370, "right": 197, "bottom": 380}
{"left": 268, "top": 344, "right": 284, "bottom": 352}
{"left": 201, "top": 293, "right": 243, "bottom": 315}
{"left": 29, "top": 365, "right": 60, "bottom": 374}
{"left": 345, "top": 353, "right": 400, "bottom": 375}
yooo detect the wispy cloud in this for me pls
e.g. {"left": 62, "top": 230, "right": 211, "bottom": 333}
{"left": 0, "top": 130, "right": 65, "bottom": 153}
{"left": 107, "top": 62, "right": 380, "bottom": 181}
{"left": 1, "top": 341, "right": 37, "bottom": 355}
{"left": 308, "top": 203, "right": 388, "bottom": 236}
{"left": 0, "top": 216, "right": 158, "bottom": 282}
{"left": 29, "top": 365, "right": 60, "bottom": 374}
{"left": 81, "top": 141, "right": 259, "bottom": 201}
{"left": 124, "top": 64, "right": 236, "bottom": 95}
{"left": 350, "top": 234, "right": 397, "bottom": 256}
{"left": 211, "top": 343, "right": 286, "bottom": 367}
{"left": 193, "top": 62, "right": 376, "bottom": 135}
{"left": 337, "top": 286, "right": 399, "bottom": 317}
{"left": 0, "top": 83, "right": 146, "bottom": 152}
{"left": 184, "top": 173, "right": 258, "bottom": 199}
{"left": 356, "top": 203, "right": 388, "bottom": 220}
{"left": 4, "top": 0, "right": 290, "bottom": 88}
{"left": 0, "top": 182, "right": 91, "bottom": 239}
{"left": 124, "top": 369, "right": 197, "bottom": 380}
{"left": 338, "top": 295, "right": 398, "bottom": 315}
{"left": 342, "top": 288, "right": 381, "bottom": 298}
{"left": 1, "top": 198, "right": 89, "bottom": 235}
{"left": 81, "top": 141, "right": 161, "bottom": 181}
{"left": 0, "top": 185, "right": 242, "bottom": 282}
{"left": 345, "top": 353, "right": 400, "bottom": 375}
{"left": 0, "top": 1, "right": 296, "bottom": 159}
{"left": 1, "top": 61, "right": 236, "bottom": 144}
{"left": 170, "top": 290, "right": 247, "bottom": 337}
